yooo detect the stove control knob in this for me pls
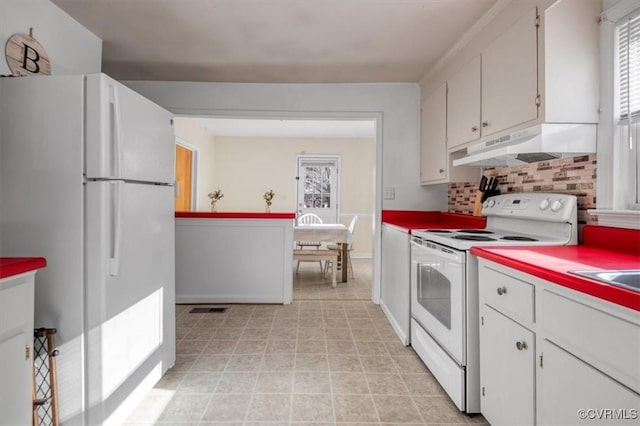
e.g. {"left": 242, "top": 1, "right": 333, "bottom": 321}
{"left": 485, "top": 199, "right": 496, "bottom": 208}
{"left": 539, "top": 198, "right": 550, "bottom": 210}
{"left": 551, "top": 199, "right": 564, "bottom": 212}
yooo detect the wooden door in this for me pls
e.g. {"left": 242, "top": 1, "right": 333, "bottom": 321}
{"left": 174, "top": 144, "right": 193, "bottom": 211}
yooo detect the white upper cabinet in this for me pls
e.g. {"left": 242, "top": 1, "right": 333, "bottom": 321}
{"left": 541, "top": 0, "right": 600, "bottom": 124}
{"left": 481, "top": 7, "right": 539, "bottom": 138}
{"left": 420, "top": 83, "right": 479, "bottom": 185}
{"left": 447, "top": 56, "right": 481, "bottom": 149}
{"left": 420, "top": 83, "right": 448, "bottom": 184}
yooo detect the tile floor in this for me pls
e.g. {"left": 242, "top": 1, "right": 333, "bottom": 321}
{"left": 126, "top": 259, "right": 488, "bottom": 425}
{"left": 293, "top": 258, "right": 373, "bottom": 300}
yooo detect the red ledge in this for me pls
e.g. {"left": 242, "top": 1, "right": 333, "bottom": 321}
{"left": 176, "top": 211, "right": 296, "bottom": 220}
{"left": 583, "top": 225, "right": 640, "bottom": 256}
{"left": 471, "top": 246, "right": 640, "bottom": 311}
{"left": 0, "top": 257, "right": 47, "bottom": 279}
{"left": 382, "top": 210, "right": 486, "bottom": 234}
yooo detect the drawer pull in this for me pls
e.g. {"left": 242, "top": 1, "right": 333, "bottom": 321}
{"left": 497, "top": 286, "right": 507, "bottom": 295}
{"left": 516, "top": 341, "right": 528, "bottom": 351}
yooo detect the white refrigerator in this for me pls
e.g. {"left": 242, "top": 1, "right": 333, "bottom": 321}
{"left": 0, "top": 74, "right": 176, "bottom": 425}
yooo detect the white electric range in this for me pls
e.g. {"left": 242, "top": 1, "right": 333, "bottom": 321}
{"left": 409, "top": 193, "right": 578, "bottom": 413}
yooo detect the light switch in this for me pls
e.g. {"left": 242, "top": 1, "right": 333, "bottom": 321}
{"left": 383, "top": 187, "right": 395, "bottom": 200}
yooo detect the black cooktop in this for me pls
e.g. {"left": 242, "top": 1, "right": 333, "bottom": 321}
{"left": 451, "top": 235, "right": 498, "bottom": 241}
{"left": 458, "top": 229, "right": 494, "bottom": 234}
{"left": 501, "top": 236, "right": 539, "bottom": 241}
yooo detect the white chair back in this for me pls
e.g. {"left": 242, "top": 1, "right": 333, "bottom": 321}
{"left": 347, "top": 216, "right": 357, "bottom": 248}
{"left": 347, "top": 216, "right": 357, "bottom": 234}
{"left": 298, "top": 213, "right": 323, "bottom": 226}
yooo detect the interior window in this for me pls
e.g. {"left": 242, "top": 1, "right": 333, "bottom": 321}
{"left": 615, "top": 9, "right": 640, "bottom": 209}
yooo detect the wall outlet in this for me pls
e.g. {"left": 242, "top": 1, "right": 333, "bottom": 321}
{"left": 383, "top": 187, "right": 395, "bottom": 200}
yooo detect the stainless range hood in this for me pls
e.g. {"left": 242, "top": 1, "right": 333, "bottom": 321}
{"left": 452, "top": 123, "right": 597, "bottom": 167}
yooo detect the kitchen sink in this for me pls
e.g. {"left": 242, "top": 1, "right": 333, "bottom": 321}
{"left": 569, "top": 270, "right": 640, "bottom": 293}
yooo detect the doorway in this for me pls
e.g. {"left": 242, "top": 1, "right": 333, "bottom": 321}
{"left": 173, "top": 114, "right": 381, "bottom": 303}
{"left": 296, "top": 155, "right": 340, "bottom": 224}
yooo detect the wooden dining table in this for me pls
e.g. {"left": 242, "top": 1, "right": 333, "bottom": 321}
{"left": 293, "top": 223, "right": 352, "bottom": 283}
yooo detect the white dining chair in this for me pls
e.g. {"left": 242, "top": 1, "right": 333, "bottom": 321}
{"left": 295, "top": 213, "right": 324, "bottom": 273}
{"left": 324, "top": 215, "right": 357, "bottom": 279}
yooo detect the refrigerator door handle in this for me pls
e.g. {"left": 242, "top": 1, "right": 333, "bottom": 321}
{"left": 109, "top": 84, "right": 123, "bottom": 179}
{"left": 110, "top": 181, "right": 123, "bottom": 276}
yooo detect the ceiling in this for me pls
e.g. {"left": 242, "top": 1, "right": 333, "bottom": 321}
{"left": 51, "top": 0, "right": 498, "bottom": 83}
{"left": 188, "top": 117, "right": 376, "bottom": 138}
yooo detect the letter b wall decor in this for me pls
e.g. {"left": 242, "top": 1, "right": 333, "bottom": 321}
{"left": 5, "top": 29, "right": 51, "bottom": 76}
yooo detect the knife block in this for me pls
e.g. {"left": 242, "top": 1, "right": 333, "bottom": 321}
{"left": 472, "top": 191, "right": 484, "bottom": 216}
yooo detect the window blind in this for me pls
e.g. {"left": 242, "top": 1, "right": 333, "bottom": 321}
{"left": 619, "top": 11, "right": 640, "bottom": 121}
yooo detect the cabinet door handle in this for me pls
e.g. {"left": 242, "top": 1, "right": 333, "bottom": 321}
{"left": 497, "top": 286, "right": 507, "bottom": 295}
{"left": 439, "top": 168, "right": 445, "bottom": 173}
{"left": 516, "top": 341, "right": 528, "bottom": 351}
{"left": 471, "top": 126, "right": 478, "bottom": 132}
{"left": 25, "top": 345, "right": 31, "bottom": 360}
{"left": 482, "top": 121, "right": 489, "bottom": 128}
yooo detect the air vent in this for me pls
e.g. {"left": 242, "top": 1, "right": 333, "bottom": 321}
{"left": 189, "top": 307, "right": 228, "bottom": 314}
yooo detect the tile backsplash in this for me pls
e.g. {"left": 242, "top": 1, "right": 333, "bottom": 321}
{"left": 448, "top": 154, "right": 597, "bottom": 225}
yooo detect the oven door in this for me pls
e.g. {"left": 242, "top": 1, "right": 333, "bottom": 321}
{"left": 410, "top": 237, "right": 466, "bottom": 364}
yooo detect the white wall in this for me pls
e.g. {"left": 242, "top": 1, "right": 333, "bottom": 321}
{"left": 124, "top": 81, "right": 447, "bottom": 211}
{"left": 212, "top": 135, "right": 375, "bottom": 256}
{"left": 0, "top": 0, "right": 102, "bottom": 76}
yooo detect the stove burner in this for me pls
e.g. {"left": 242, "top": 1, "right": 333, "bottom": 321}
{"left": 451, "top": 235, "right": 498, "bottom": 241}
{"left": 425, "top": 229, "right": 453, "bottom": 233}
{"left": 458, "top": 229, "right": 494, "bottom": 234}
{"left": 501, "top": 236, "right": 539, "bottom": 241}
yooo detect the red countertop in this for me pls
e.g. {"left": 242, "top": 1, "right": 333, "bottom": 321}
{"left": 176, "top": 212, "right": 296, "bottom": 220}
{"left": 471, "top": 226, "right": 640, "bottom": 311}
{"left": 382, "top": 210, "right": 487, "bottom": 233}
{"left": 0, "top": 257, "right": 47, "bottom": 279}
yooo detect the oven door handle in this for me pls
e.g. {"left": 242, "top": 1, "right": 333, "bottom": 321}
{"left": 410, "top": 240, "right": 464, "bottom": 263}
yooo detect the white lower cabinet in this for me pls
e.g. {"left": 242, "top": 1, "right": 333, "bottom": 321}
{"left": 478, "top": 260, "right": 640, "bottom": 426}
{"left": 538, "top": 339, "right": 640, "bottom": 425}
{"left": 480, "top": 305, "right": 535, "bottom": 426}
{"left": 380, "top": 224, "right": 411, "bottom": 344}
{"left": 0, "top": 272, "right": 36, "bottom": 426}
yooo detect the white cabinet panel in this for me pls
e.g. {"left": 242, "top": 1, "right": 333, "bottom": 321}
{"left": 420, "top": 83, "right": 448, "bottom": 184}
{"left": 481, "top": 7, "right": 538, "bottom": 137}
{"left": 480, "top": 266, "right": 535, "bottom": 326}
{"left": 480, "top": 305, "right": 535, "bottom": 426}
{"left": 420, "top": 83, "right": 478, "bottom": 185}
{"left": 380, "top": 224, "right": 410, "bottom": 344}
{"left": 447, "top": 56, "right": 481, "bottom": 149}
{"left": 541, "top": 289, "right": 640, "bottom": 394}
{"left": 538, "top": 339, "right": 640, "bottom": 425}
{"left": 0, "top": 274, "right": 36, "bottom": 426}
